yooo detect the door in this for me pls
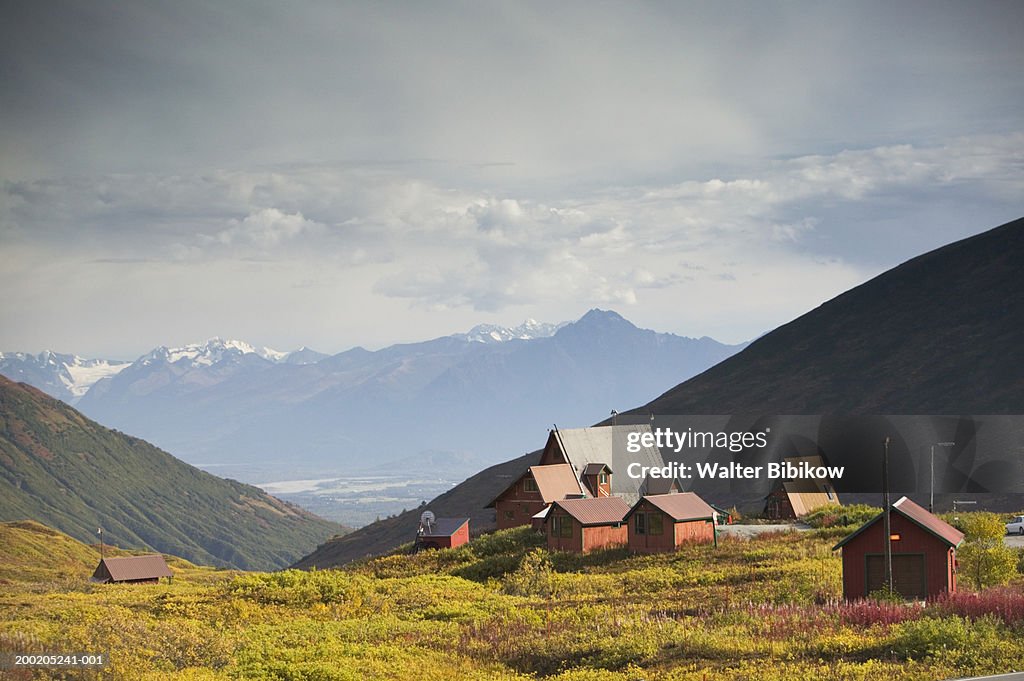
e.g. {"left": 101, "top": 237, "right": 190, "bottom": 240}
{"left": 866, "top": 554, "right": 926, "bottom": 599}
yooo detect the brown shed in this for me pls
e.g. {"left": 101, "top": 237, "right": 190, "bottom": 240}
{"left": 764, "top": 456, "right": 841, "bottom": 520}
{"left": 626, "top": 493, "right": 717, "bottom": 553}
{"left": 833, "top": 496, "right": 964, "bottom": 601}
{"left": 546, "top": 496, "right": 630, "bottom": 553}
{"left": 92, "top": 555, "right": 173, "bottom": 584}
{"left": 417, "top": 517, "right": 470, "bottom": 550}
{"left": 486, "top": 463, "right": 584, "bottom": 530}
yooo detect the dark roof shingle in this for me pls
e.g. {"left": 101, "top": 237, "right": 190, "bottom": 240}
{"left": 421, "top": 517, "right": 469, "bottom": 538}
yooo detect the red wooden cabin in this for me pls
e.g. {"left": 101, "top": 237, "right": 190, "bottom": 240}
{"left": 626, "top": 493, "right": 716, "bottom": 553}
{"left": 417, "top": 517, "right": 470, "bottom": 550}
{"left": 546, "top": 496, "right": 630, "bottom": 553}
{"left": 486, "top": 463, "right": 583, "bottom": 530}
{"left": 833, "top": 496, "right": 964, "bottom": 601}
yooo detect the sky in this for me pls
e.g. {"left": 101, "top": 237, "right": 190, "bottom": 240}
{"left": 1, "top": 1, "right": 1022, "bottom": 359}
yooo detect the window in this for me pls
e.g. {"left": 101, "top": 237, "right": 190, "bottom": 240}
{"left": 599, "top": 472, "right": 608, "bottom": 485}
{"left": 503, "top": 510, "right": 515, "bottom": 521}
{"left": 523, "top": 477, "right": 538, "bottom": 492}
{"left": 635, "top": 513, "right": 646, "bottom": 535}
{"left": 552, "top": 515, "right": 572, "bottom": 538}
{"left": 648, "top": 513, "right": 663, "bottom": 535}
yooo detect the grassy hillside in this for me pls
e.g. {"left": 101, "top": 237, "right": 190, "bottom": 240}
{"left": 0, "top": 377, "right": 344, "bottom": 570}
{"left": 294, "top": 450, "right": 538, "bottom": 569}
{"left": 0, "top": 520, "right": 225, "bottom": 584}
{"left": 3, "top": 522, "right": 1024, "bottom": 679}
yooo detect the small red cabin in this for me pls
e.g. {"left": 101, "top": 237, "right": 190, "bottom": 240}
{"left": 486, "top": 463, "right": 583, "bottom": 530}
{"left": 546, "top": 496, "right": 630, "bottom": 553}
{"left": 417, "top": 517, "right": 470, "bottom": 550}
{"left": 92, "top": 555, "right": 173, "bottom": 584}
{"left": 833, "top": 496, "right": 964, "bottom": 601}
{"left": 626, "top": 493, "right": 716, "bottom": 553}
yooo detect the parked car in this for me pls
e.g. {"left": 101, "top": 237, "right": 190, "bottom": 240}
{"left": 1007, "top": 516, "right": 1024, "bottom": 535}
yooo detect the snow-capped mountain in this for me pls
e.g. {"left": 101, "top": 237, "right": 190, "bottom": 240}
{"left": 72, "top": 310, "right": 746, "bottom": 469}
{"left": 0, "top": 351, "right": 130, "bottom": 404}
{"left": 8, "top": 312, "right": 748, "bottom": 472}
{"left": 138, "top": 338, "right": 325, "bottom": 368}
{"left": 460, "top": 319, "right": 567, "bottom": 344}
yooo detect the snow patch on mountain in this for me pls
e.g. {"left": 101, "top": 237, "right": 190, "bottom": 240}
{"left": 0, "top": 351, "right": 130, "bottom": 401}
{"left": 139, "top": 337, "right": 324, "bottom": 368}
{"left": 461, "top": 318, "right": 567, "bottom": 344}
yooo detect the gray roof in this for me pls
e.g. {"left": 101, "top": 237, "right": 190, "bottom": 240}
{"left": 551, "top": 425, "right": 669, "bottom": 503}
{"left": 421, "top": 517, "right": 469, "bottom": 538}
{"left": 92, "top": 555, "right": 172, "bottom": 582}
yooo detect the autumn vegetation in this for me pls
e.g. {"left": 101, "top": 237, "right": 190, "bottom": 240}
{"left": 2, "top": 516, "right": 1023, "bottom": 680}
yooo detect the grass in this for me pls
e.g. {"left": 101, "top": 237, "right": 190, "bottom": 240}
{"left": 1, "top": 524, "right": 1023, "bottom": 680}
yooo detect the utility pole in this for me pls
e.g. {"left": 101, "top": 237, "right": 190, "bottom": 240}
{"left": 882, "top": 437, "right": 893, "bottom": 596}
{"left": 97, "top": 527, "right": 104, "bottom": 558}
{"left": 930, "top": 441, "right": 955, "bottom": 513}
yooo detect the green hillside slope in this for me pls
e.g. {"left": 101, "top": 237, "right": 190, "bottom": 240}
{"left": 0, "top": 377, "right": 343, "bottom": 570}
{"left": 637, "top": 216, "right": 1024, "bottom": 414}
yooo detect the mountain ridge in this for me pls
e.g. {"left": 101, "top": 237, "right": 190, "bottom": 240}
{"left": 69, "top": 311, "right": 745, "bottom": 471}
{"left": 0, "top": 376, "right": 343, "bottom": 570}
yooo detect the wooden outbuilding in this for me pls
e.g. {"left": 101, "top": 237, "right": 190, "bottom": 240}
{"left": 764, "top": 456, "right": 841, "bottom": 520}
{"left": 546, "top": 496, "right": 630, "bottom": 553}
{"left": 626, "top": 493, "right": 717, "bottom": 553}
{"left": 833, "top": 496, "right": 964, "bottom": 601}
{"left": 416, "top": 517, "right": 470, "bottom": 550}
{"left": 486, "top": 463, "right": 584, "bottom": 530}
{"left": 92, "top": 555, "right": 172, "bottom": 584}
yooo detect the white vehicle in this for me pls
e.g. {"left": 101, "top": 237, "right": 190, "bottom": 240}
{"left": 1007, "top": 516, "right": 1024, "bottom": 535}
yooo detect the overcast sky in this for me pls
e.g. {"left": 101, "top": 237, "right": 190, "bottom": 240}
{"left": 2, "top": 1, "right": 1022, "bottom": 358}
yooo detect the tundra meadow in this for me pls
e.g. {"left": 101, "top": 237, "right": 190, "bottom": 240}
{"left": 2, "top": 510, "right": 1023, "bottom": 680}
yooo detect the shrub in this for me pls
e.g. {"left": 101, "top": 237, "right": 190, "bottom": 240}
{"left": 949, "top": 512, "right": 1007, "bottom": 541}
{"left": 503, "top": 548, "right": 555, "bottom": 598}
{"left": 840, "top": 599, "right": 919, "bottom": 627}
{"left": 957, "top": 540, "right": 1017, "bottom": 590}
{"left": 929, "top": 587, "right": 1024, "bottom": 627}
{"left": 803, "top": 504, "right": 880, "bottom": 529}
{"left": 888, "top": 615, "right": 1008, "bottom": 668}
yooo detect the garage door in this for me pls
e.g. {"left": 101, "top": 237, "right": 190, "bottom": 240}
{"left": 866, "top": 554, "right": 926, "bottom": 599}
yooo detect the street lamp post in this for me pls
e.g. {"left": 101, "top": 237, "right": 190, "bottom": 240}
{"left": 930, "top": 441, "right": 955, "bottom": 513}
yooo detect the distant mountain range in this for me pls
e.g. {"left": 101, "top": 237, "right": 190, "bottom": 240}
{"left": 0, "top": 376, "right": 343, "bottom": 570}
{"left": 0, "top": 352, "right": 130, "bottom": 404}
{"left": 0, "top": 342, "right": 329, "bottom": 406}
{"left": 296, "top": 216, "right": 1024, "bottom": 568}
{"left": 2, "top": 312, "right": 744, "bottom": 472}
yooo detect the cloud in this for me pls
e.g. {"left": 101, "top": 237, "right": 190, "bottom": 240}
{"left": 0, "top": 133, "right": 1021, "bottom": 354}
{"left": 212, "top": 208, "right": 322, "bottom": 250}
